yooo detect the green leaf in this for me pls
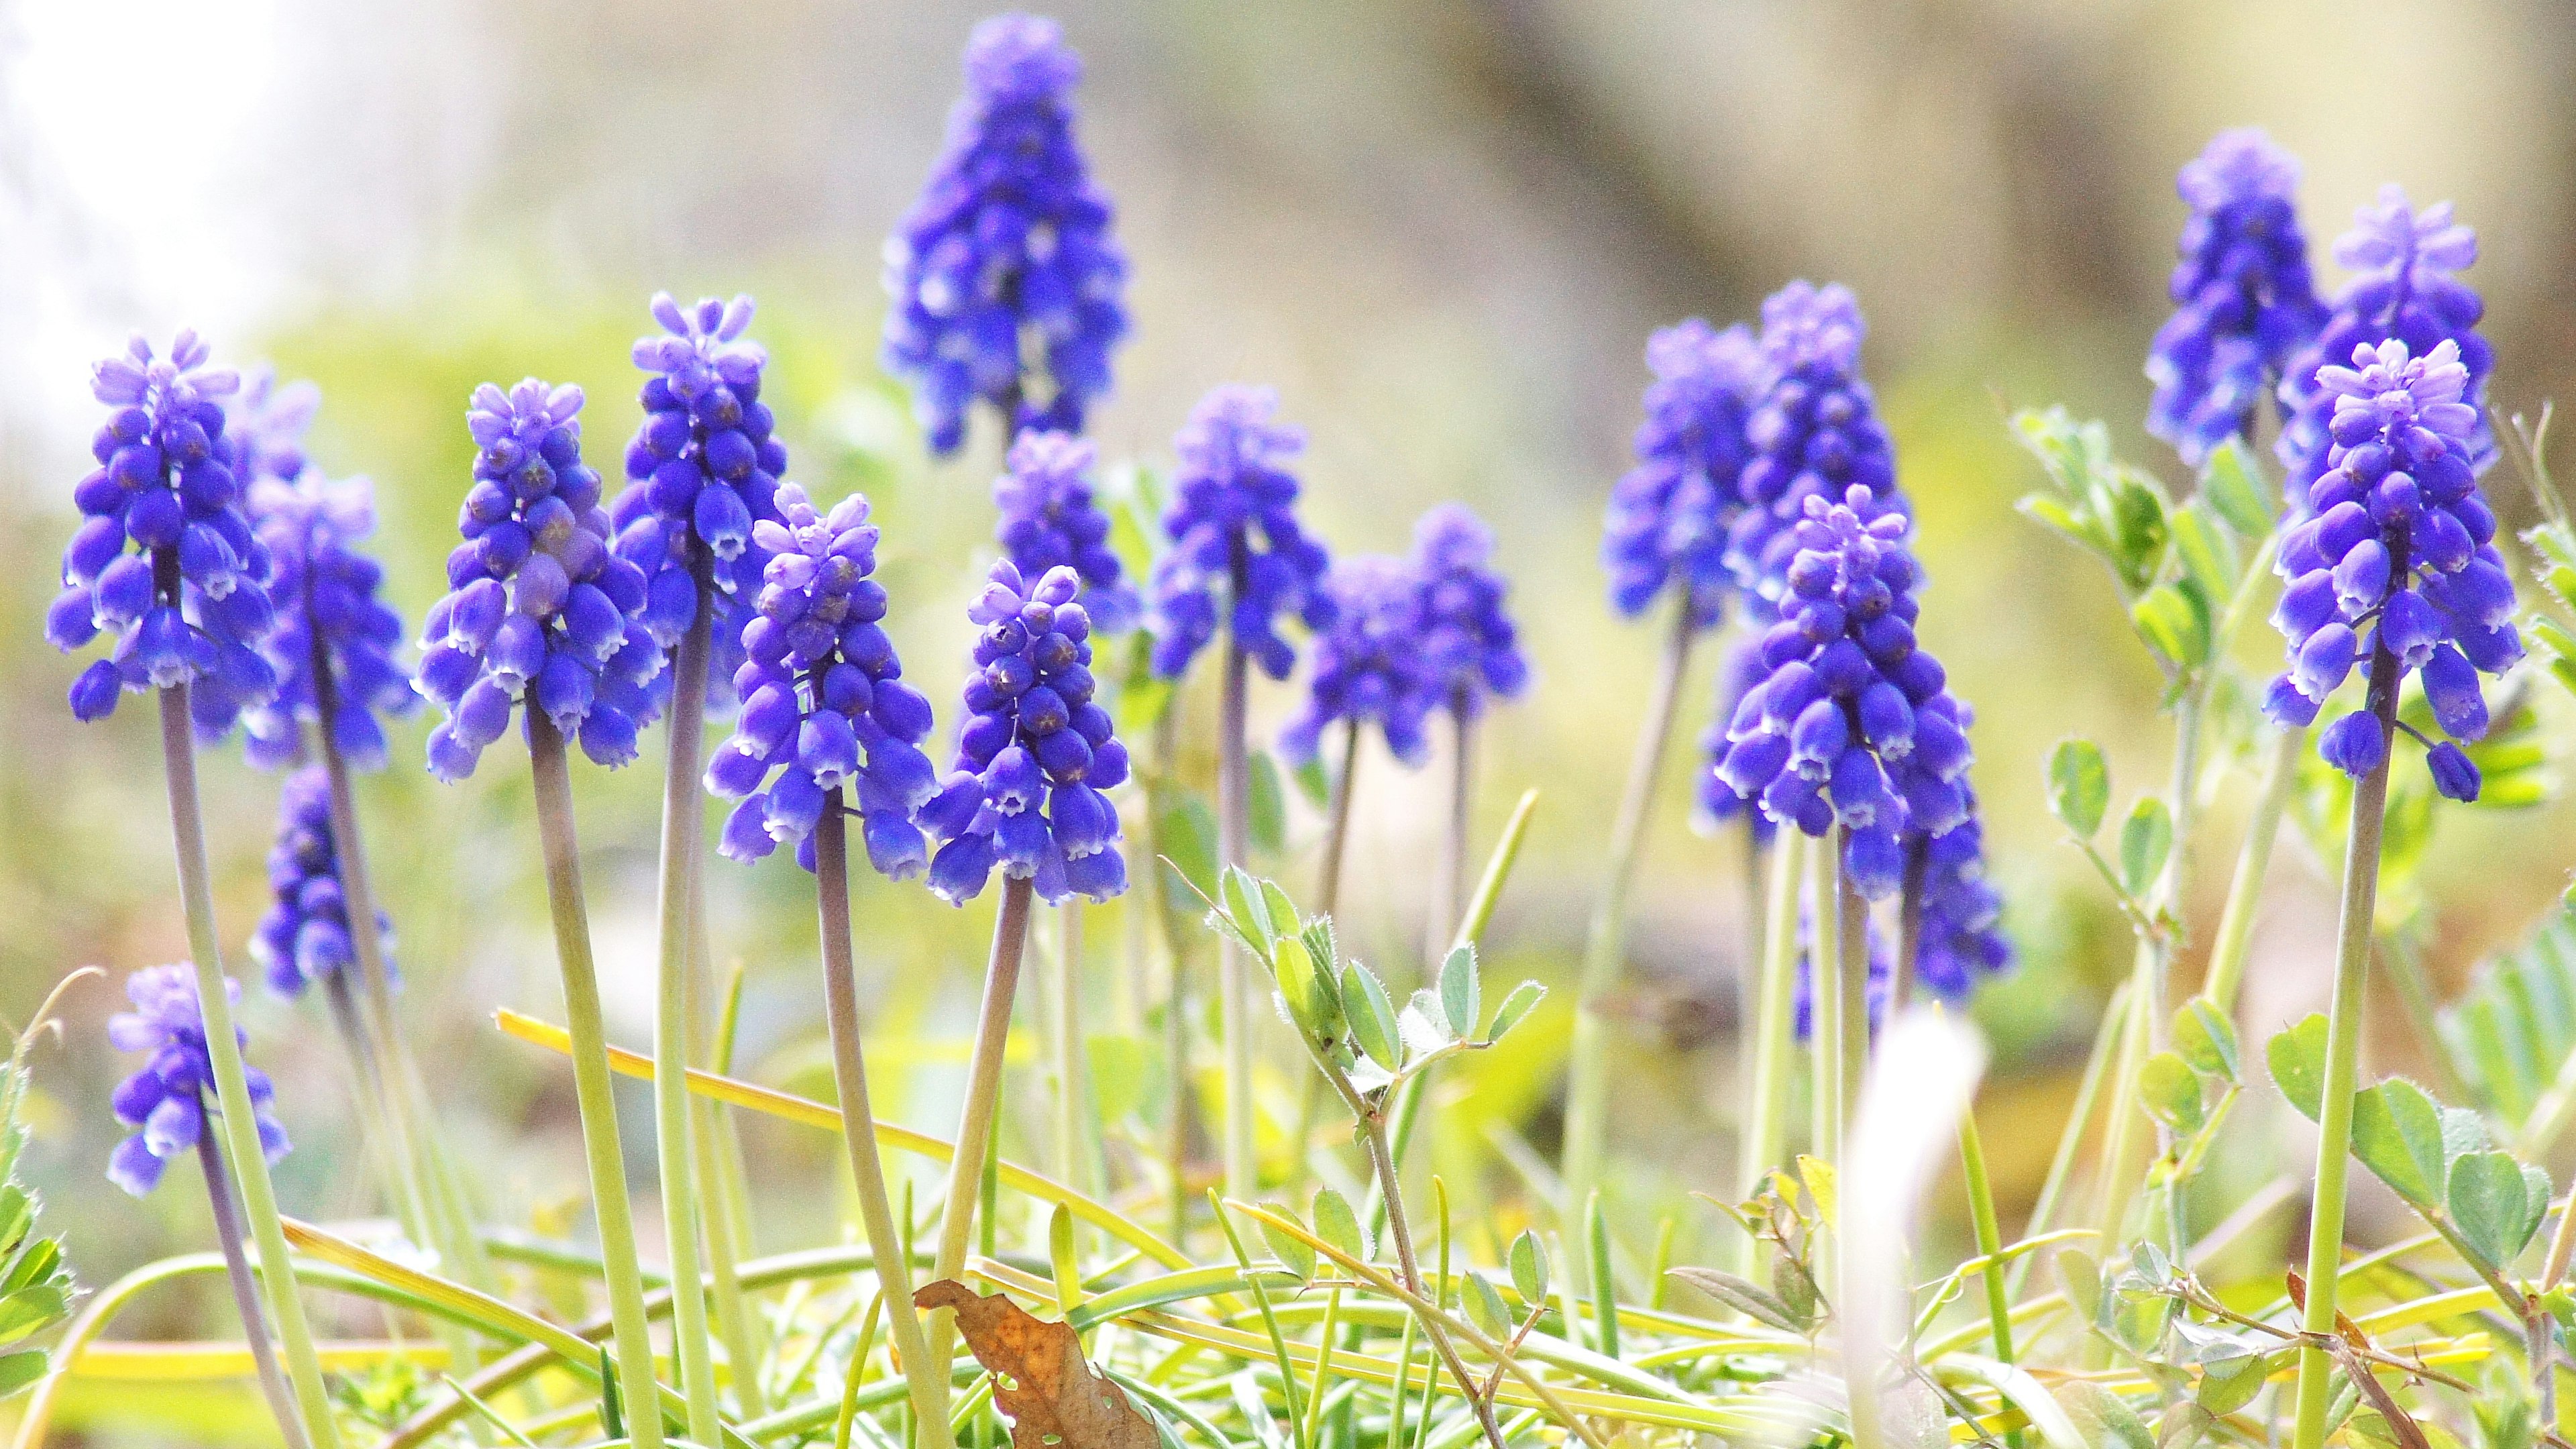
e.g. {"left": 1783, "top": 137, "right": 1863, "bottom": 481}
{"left": 0, "top": 1287, "right": 66, "bottom": 1347}
{"left": 1507, "top": 1229, "right": 1549, "bottom": 1308}
{"left": 2196, "top": 1352, "right": 2284, "bottom": 1417}
{"left": 2138, "top": 1052, "right": 2205, "bottom": 1135}
{"left": 2131, "top": 582, "right": 2212, "bottom": 672}
{"left": 1462, "top": 1270, "right": 1511, "bottom": 1338}
{"left": 1666, "top": 1267, "right": 1805, "bottom": 1333}
{"left": 1485, "top": 980, "right": 1546, "bottom": 1044}
{"left": 2171, "top": 500, "right": 2243, "bottom": 601}
{"left": 2048, "top": 739, "right": 2110, "bottom": 839}
{"left": 1438, "top": 945, "right": 1480, "bottom": 1041}
{"left": 2174, "top": 998, "right": 2240, "bottom": 1082}
{"left": 2055, "top": 1379, "right": 2156, "bottom": 1449}
{"left": 1311, "top": 1187, "right": 1369, "bottom": 1264}
{"left": 1248, "top": 751, "right": 1287, "bottom": 856}
{"left": 1292, "top": 753, "right": 1332, "bottom": 810}
{"left": 2449, "top": 1150, "right": 2548, "bottom": 1269}
{"left": 1157, "top": 794, "right": 1218, "bottom": 902}
{"left": 1270, "top": 918, "right": 1342, "bottom": 1050}
{"left": 0, "top": 1350, "right": 46, "bottom": 1401}
{"left": 1256, "top": 1204, "right": 1318, "bottom": 1283}
{"left": 2107, "top": 474, "right": 2174, "bottom": 592}
{"left": 1258, "top": 879, "right": 1303, "bottom": 942}
{"left": 2349, "top": 1079, "right": 2447, "bottom": 1205}
{"left": 2118, "top": 797, "right": 2174, "bottom": 898}
{"left": 1340, "top": 962, "right": 1402, "bottom": 1071}
{"left": 2268, "top": 1014, "right": 2329, "bottom": 1120}
{"left": 2198, "top": 438, "right": 2279, "bottom": 541}
{"left": 1223, "top": 867, "right": 1275, "bottom": 951}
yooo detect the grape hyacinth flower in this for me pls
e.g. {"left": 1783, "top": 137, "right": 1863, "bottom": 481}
{"left": 2262, "top": 338, "right": 2517, "bottom": 798}
{"left": 2276, "top": 189, "right": 2493, "bottom": 506}
{"left": 225, "top": 368, "right": 322, "bottom": 488}
{"left": 239, "top": 470, "right": 416, "bottom": 770}
{"left": 1792, "top": 921, "right": 1890, "bottom": 1039}
{"left": 883, "top": 13, "right": 1129, "bottom": 455}
{"left": 1697, "top": 641, "right": 1774, "bottom": 834}
{"left": 417, "top": 380, "right": 663, "bottom": 780}
{"left": 704, "top": 483, "right": 942, "bottom": 873}
{"left": 1279, "top": 554, "right": 1440, "bottom": 767}
{"left": 994, "top": 429, "right": 1141, "bottom": 633}
{"left": 46, "top": 332, "right": 278, "bottom": 733}
{"left": 920, "top": 560, "right": 1130, "bottom": 904}
{"left": 2145, "top": 129, "right": 2327, "bottom": 464}
{"left": 1411, "top": 503, "right": 1529, "bottom": 720}
{"left": 1712, "top": 486, "right": 1976, "bottom": 898}
{"left": 1603, "top": 319, "right": 1764, "bottom": 627}
{"left": 1725, "top": 282, "right": 1902, "bottom": 607}
{"left": 1910, "top": 812, "right": 2011, "bottom": 1000}
{"left": 252, "top": 768, "right": 395, "bottom": 998}
{"left": 106, "top": 965, "right": 288, "bottom": 1197}
{"left": 1148, "top": 385, "right": 1335, "bottom": 680}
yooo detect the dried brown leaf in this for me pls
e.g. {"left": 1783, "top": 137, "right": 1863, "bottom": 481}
{"left": 916, "top": 1280, "right": 1159, "bottom": 1449}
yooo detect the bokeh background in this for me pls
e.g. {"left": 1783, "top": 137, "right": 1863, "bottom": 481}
{"left": 6, "top": 1, "right": 2576, "bottom": 1438}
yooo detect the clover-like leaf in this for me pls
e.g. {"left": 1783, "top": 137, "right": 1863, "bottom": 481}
{"left": 2267, "top": 1014, "right": 2328, "bottom": 1121}
{"left": 2118, "top": 796, "right": 2174, "bottom": 898}
{"left": 2048, "top": 739, "right": 2110, "bottom": 839}
{"left": 1340, "top": 962, "right": 1401, "bottom": 1072}
{"left": 1507, "top": 1229, "right": 1549, "bottom": 1309}
{"left": 1485, "top": 980, "right": 1546, "bottom": 1044}
{"left": 1438, "top": 945, "right": 1481, "bottom": 1042}
{"left": 2349, "top": 1079, "right": 2446, "bottom": 1207}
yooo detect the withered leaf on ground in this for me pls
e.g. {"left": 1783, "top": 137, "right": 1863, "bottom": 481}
{"left": 917, "top": 1279, "right": 1159, "bottom": 1449}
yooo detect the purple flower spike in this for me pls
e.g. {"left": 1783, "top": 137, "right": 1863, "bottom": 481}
{"left": 1727, "top": 282, "right": 1903, "bottom": 610}
{"left": 421, "top": 380, "right": 661, "bottom": 780}
{"left": 995, "top": 429, "right": 1140, "bottom": 633}
{"left": 1604, "top": 319, "right": 1765, "bottom": 628}
{"left": 107, "top": 965, "right": 288, "bottom": 1197}
{"left": 1148, "top": 385, "right": 1335, "bottom": 682}
{"left": 1411, "top": 503, "right": 1528, "bottom": 721}
{"left": 883, "top": 13, "right": 1129, "bottom": 455}
{"left": 2145, "top": 131, "right": 2326, "bottom": 464}
{"left": 2265, "top": 337, "right": 2518, "bottom": 794}
{"left": 252, "top": 767, "right": 396, "bottom": 998}
{"left": 1280, "top": 555, "right": 1440, "bottom": 767}
{"left": 241, "top": 466, "right": 416, "bottom": 770}
{"left": 48, "top": 332, "right": 276, "bottom": 733}
{"left": 923, "top": 559, "right": 1128, "bottom": 906}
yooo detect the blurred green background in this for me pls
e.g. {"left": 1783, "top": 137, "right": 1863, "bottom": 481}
{"left": 5, "top": 0, "right": 2576, "bottom": 1433}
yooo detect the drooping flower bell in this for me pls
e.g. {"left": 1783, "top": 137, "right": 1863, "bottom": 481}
{"left": 1726, "top": 282, "right": 1901, "bottom": 608}
{"left": 237, "top": 470, "right": 416, "bottom": 771}
{"left": 2263, "top": 337, "right": 2517, "bottom": 797}
{"left": 2145, "top": 129, "right": 2327, "bottom": 465}
{"left": 252, "top": 767, "right": 396, "bottom": 998}
{"left": 994, "top": 429, "right": 1140, "bottom": 633}
{"left": 1603, "top": 319, "right": 1764, "bottom": 627}
{"left": 46, "top": 332, "right": 279, "bottom": 731}
{"left": 1148, "top": 385, "right": 1335, "bottom": 680}
{"left": 1411, "top": 503, "right": 1528, "bottom": 720}
{"left": 2275, "top": 189, "right": 2492, "bottom": 506}
{"left": 106, "top": 965, "right": 289, "bottom": 1197}
{"left": 1279, "top": 555, "right": 1440, "bottom": 767}
{"left": 1697, "top": 640, "right": 1774, "bottom": 836}
{"left": 703, "top": 483, "right": 942, "bottom": 875}
{"left": 613, "top": 293, "right": 788, "bottom": 714}
{"left": 920, "top": 560, "right": 1130, "bottom": 904}
{"left": 417, "top": 380, "right": 663, "bottom": 780}
{"left": 1711, "top": 486, "right": 1974, "bottom": 898}
{"left": 883, "top": 13, "right": 1129, "bottom": 455}
{"left": 1910, "top": 810, "right": 2011, "bottom": 1000}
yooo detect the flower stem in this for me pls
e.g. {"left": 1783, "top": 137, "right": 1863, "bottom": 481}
{"left": 1835, "top": 830, "right": 1868, "bottom": 1139}
{"left": 816, "top": 791, "right": 953, "bottom": 1449}
{"left": 2290, "top": 655, "right": 2400, "bottom": 1449}
{"left": 1142, "top": 707, "right": 1199, "bottom": 1248}
{"left": 1810, "top": 826, "right": 1846, "bottom": 1173}
{"left": 649, "top": 606, "right": 721, "bottom": 1447}
{"left": 1957, "top": 1106, "right": 2015, "bottom": 1365}
{"left": 1218, "top": 616, "right": 1256, "bottom": 1201}
{"left": 1317, "top": 716, "right": 1361, "bottom": 919}
{"left": 926, "top": 877, "right": 1038, "bottom": 1413}
{"left": 196, "top": 1116, "right": 313, "bottom": 1449}
{"left": 2202, "top": 726, "right": 2304, "bottom": 1014}
{"left": 690, "top": 880, "right": 767, "bottom": 1419}
{"left": 1430, "top": 701, "right": 1472, "bottom": 965}
{"left": 1739, "top": 831, "right": 1808, "bottom": 1277}
{"left": 1564, "top": 600, "right": 1696, "bottom": 1238}
{"left": 160, "top": 685, "right": 342, "bottom": 1449}
{"left": 525, "top": 712, "right": 665, "bottom": 1449}
{"left": 1053, "top": 902, "right": 1096, "bottom": 1193}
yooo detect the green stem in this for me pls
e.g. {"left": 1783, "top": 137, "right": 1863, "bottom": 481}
{"left": 1218, "top": 616, "right": 1256, "bottom": 1201}
{"left": 197, "top": 1116, "right": 313, "bottom": 1449}
{"left": 2290, "top": 653, "right": 2399, "bottom": 1449}
{"left": 1146, "top": 708, "right": 1199, "bottom": 1249}
{"left": 926, "top": 876, "right": 1038, "bottom": 1416}
{"left": 1739, "top": 831, "right": 1808, "bottom": 1278}
{"left": 816, "top": 792, "right": 953, "bottom": 1449}
{"left": 2002, "top": 976, "right": 2131, "bottom": 1303}
{"left": 525, "top": 711, "right": 665, "bottom": 1449}
{"left": 1810, "top": 826, "right": 1846, "bottom": 1174}
{"left": 1432, "top": 702, "right": 1472, "bottom": 966}
{"left": 1564, "top": 600, "right": 1697, "bottom": 1240}
{"left": 1957, "top": 1107, "right": 2015, "bottom": 1369}
{"left": 1835, "top": 839, "right": 1868, "bottom": 1159}
{"left": 1054, "top": 901, "right": 1098, "bottom": 1194}
{"left": 1318, "top": 716, "right": 1360, "bottom": 919}
{"left": 651, "top": 607, "right": 721, "bottom": 1446}
{"left": 2202, "top": 727, "right": 2304, "bottom": 1013}
{"left": 691, "top": 906, "right": 765, "bottom": 1419}
{"left": 160, "top": 684, "right": 342, "bottom": 1449}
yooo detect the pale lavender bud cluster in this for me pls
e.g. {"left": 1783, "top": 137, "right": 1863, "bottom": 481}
{"left": 107, "top": 965, "right": 288, "bottom": 1197}
{"left": 252, "top": 767, "right": 395, "bottom": 998}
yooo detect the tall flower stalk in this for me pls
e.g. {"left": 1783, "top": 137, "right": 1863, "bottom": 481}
{"left": 1410, "top": 505, "right": 1529, "bottom": 961}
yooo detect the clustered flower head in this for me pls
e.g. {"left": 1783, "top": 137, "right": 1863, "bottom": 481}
{"left": 225, "top": 369, "right": 322, "bottom": 488}
{"left": 920, "top": 560, "right": 1129, "bottom": 904}
{"left": 47, "top": 332, "right": 280, "bottom": 731}
{"left": 1911, "top": 813, "right": 2010, "bottom": 999}
{"left": 1149, "top": 385, "right": 1335, "bottom": 680}
{"left": 107, "top": 965, "right": 288, "bottom": 1197}
{"left": 1711, "top": 486, "right": 1976, "bottom": 897}
{"left": 883, "top": 13, "right": 1128, "bottom": 455}
{"left": 614, "top": 292, "right": 788, "bottom": 715}
{"left": 2146, "top": 129, "right": 2327, "bottom": 464}
{"left": 1697, "top": 641, "right": 1774, "bottom": 834}
{"left": 1410, "top": 504, "right": 1527, "bottom": 720}
{"left": 253, "top": 767, "right": 395, "bottom": 998}
{"left": 239, "top": 470, "right": 416, "bottom": 771}
{"left": 1603, "top": 319, "right": 1764, "bottom": 627}
{"left": 2263, "top": 338, "right": 2517, "bottom": 798}
{"left": 995, "top": 429, "right": 1140, "bottom": 633}
{"left": 2276, "top": 189, "right": 2491, "bottom": 505}
{"left": 418, "top": 381, "right": 663, "bottom": 780}
{"left": 1279, "top": 555, "right": 1440, "bottom": 767}
{"left": 704, "top": 483, "right": 941, "bottom": 875}
{"left": 1726, "top": 282, "right": 1901, "bottom": 610}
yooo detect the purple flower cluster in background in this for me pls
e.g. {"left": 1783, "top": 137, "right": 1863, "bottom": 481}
{"left": 240, "top": 471, "right": 415, "bottom": 771}
{"left": 883, "top": 13, "right": 1129, "bottom": 455}
{"left": 2264, "top": 338, "right": 2518, "bottom": 796}
{"left": 1148, "top": 386, "right": 1335, "bottom": 680}
{"left": 106, "top": 965, "right": 288, "bottom": 1197}
{"left": 1281, "top": 554, "right": 1440, "bottom": 767}
{"left": 47, "top": 333, "right": 280, "bottom": 732}
{"left": 1727, "top": 282, "right": 1902, "bottom": 611}
{"left": 252, "top": 767, "right": 395, "bottom": 998}
{"left": 1603, "top": 319, "right": 1764, "bottom": 628}
{"left": 922, "top": 561, "right": 1129, "bottom": 904}
{"left": 2145, "top": 129, "right": 2326, "bottom": 464}
{"left": 225, "top": 370, "right": 321, "bottom": 489}
{"left": 994, "top": 430, "right": 1140, "bottom": 633}
{"left": 1411, "top": 504, "right": 1527, "bottom": 720}
{"left": 419, "top": 381, "right": 663, "bottom": 779}
{"left": 2276, "top": 189, "right": 2493, "bottom": 505}
{"left": 1911, "top": 813, "right": 2010, "bottom": 998}
{"left": 704, "top": 484, "right": 941, "bottom": 875}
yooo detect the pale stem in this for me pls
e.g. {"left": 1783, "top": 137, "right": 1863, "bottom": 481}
{"left": 1810, "top": 826, "right": 1846, "bottom": 1175}
{"left": 1218, "top": 609, "right": 1256, "bottom": 1201}
{"left": 1430, "top": 700, "right": 1472, "bottom": 966}
{"left": 196, "top": 1115, "right": 313, "bottom": 1449}
{"left": 649, "top": 605, "right": 720, "bottom": 1446}
{"left": 2200, "top": 726, "right": 2304, "bottom": 1014}
{"left": 1316, "top": 716, "right": 1361, "bottom": 919}
{"left": 689, "top": 869, "right": 766, "bottom": 1418}
{"left": 926, "top": 876, "right": 1038, "bottom": 1413}
{"left": 1053, "top": 902, "right": 1097, "bottom": 1193}
{"left": 1738, "top": 830, "right": 1809, "bottom": 1280}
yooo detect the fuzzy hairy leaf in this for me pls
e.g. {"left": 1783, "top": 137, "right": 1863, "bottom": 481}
{"left": 1667, "top": 1267, "right": 1806, "bottom": 1333}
